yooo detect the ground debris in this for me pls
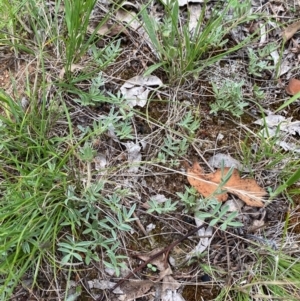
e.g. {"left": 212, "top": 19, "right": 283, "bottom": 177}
{"left": 120, "top": 75, "right": 163, "bottom": 108}
{"left": 282, "top": 20, "right": 300, "bottom": 42}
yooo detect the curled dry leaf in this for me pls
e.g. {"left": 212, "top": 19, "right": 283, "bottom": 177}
{"left": 187, "top": 162, "right": 267, "bottom": 207}
{"left": 286, "top": 78, "right": 300, "bottom": 95}
{"left": 282, "top": 20, "right": 300, "bottom": 42}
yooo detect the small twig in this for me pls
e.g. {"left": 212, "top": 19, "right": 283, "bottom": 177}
{"left": 191, "top": 143, "right": 214, "bottom": 172}
{"left": 110, "top": 223, "right": 207, "bottom": 291}
{"left": 133, "top": 213, "right": 155, "bottom": 247}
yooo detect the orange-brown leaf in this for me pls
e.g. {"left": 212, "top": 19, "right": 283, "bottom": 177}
{"left": 187, "top": 162, "right": 267, "bottom": 207}
{"left": 286, "top": 78, "right": 300, "bottom": 96}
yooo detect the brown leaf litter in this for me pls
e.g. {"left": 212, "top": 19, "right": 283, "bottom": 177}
{"left": 111, "top": 248, "right": 184, "bottom": 301}
{"left": 282, "top": 20, "right": 300, "bottom": 41}
{"left": 186, "top": 161, "right": 267, "bottom": 207}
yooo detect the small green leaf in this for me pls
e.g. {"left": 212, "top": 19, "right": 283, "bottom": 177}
{"left": 61, "top": 254, "right": 72, "bottom": 264}
{"left": 209, "top": 218, "right": 219, "bottom": 227}
{"left": 72, "top": 252, "right": 83, "bottom": 262}
{"left": 196, "top": 212, "right": 212, "bottom": 219}
{"left": 143, "top": 63, "right": 165, "bottom": 76}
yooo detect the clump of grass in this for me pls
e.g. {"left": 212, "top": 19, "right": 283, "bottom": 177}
{"left": 0, "top": 90, "right": 138, "bottom": 298}
{"left": 0, "top": 93, "right": 69, "bottom": 297}
{"left": 0, "top": 0, "right": 135, "bottom": 297}
{"left": 64, "top": 0, "right": 98, "bottom": 74}
{"left": 142, "top": 0, "right": 258, "bottom": 81}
